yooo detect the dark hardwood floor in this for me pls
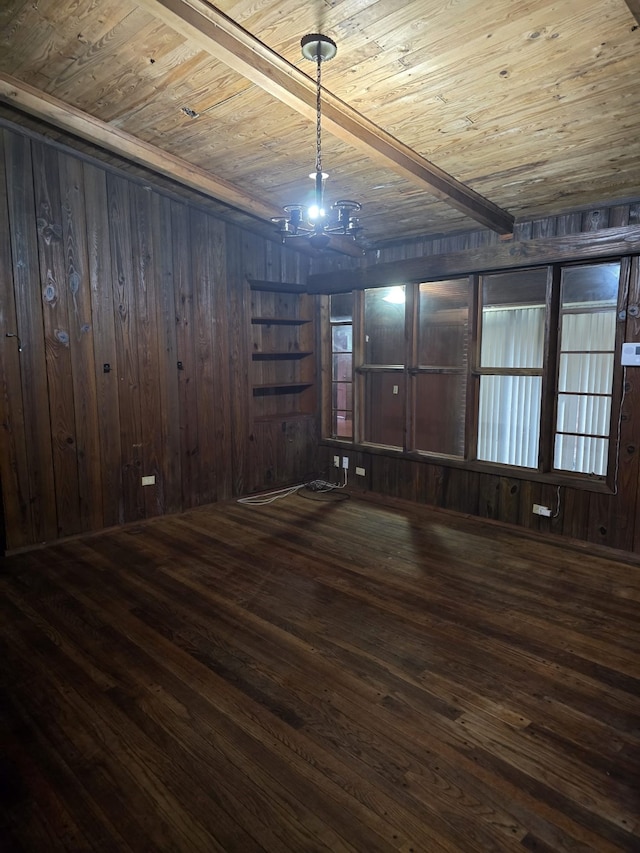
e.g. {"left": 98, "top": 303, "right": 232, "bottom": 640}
{"left": 0, "top": 493, "right": 639, "bottom": 852}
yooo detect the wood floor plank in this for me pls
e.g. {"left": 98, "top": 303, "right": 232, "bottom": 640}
{"left": 0, "top": 495, "right": 639, "bottom": 851}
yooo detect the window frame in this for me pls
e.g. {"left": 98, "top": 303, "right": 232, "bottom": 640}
{"left": 323, "top": 258, "right": 629, "bottom": 492}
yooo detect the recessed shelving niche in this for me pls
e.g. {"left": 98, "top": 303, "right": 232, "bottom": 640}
{"left": 248, "top": 280, "right": 316, "bottom": 421}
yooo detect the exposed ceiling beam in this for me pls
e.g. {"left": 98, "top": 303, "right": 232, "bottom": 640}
{"left": 0, "top": 73, "right": 282, "bottom": 222}
{"left": 137, "top": 0, "right": 515, "bottom": 235}
{"left": 624, "top": 1, "right": 640, "bottom": 25}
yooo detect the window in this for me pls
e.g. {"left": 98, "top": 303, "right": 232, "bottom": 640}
{"left": 361, "top": 286, "right": 406, "bottom": 448}
{"left": 414, "top": 279, "right": 469, "bottom": 457}
{"left": 477, "top": 269, "right": 547, "bottom": 468}
{"left": 325, "top": 260, "right": 624, "bottom": 483}
{"left": 329, "top": 294, "right": 353, "bottom": 439}
{"left": 554, "top": 263, "right": 619, "bottom": 475}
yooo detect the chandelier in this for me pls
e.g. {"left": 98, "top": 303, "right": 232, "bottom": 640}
{"left": 272, "top": 34, "right": 362, "bottom": 250}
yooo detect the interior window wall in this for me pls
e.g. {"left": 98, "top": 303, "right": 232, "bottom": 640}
{"left": 327, "top": 260, "right": 624, "bottom": 483}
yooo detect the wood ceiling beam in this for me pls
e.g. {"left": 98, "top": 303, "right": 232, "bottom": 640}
{"left": 0, "top": 73, "right": 282, "bottom": 223}
{"left": 624, "top": 1, "right": 640, "bottom": 24}
{"left": 137, "top": 0, "right": 515, "bottom": 235}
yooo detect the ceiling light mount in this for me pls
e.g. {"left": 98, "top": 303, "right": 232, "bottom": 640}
{"left": 272, "top": 34, "right": 362, "bottom": 249}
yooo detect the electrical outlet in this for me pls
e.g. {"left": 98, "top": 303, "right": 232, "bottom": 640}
{"left": 392, "top": 385, "right": 399, "bottom": 395}
{"left": 333, "top": 455, "right": 340, "bottom": 468}
{"left": 342, "top": 457, "right": 349, "bottom": 469}
{"left": 355, "top": 466, "right": 366, "bottom": 476}
{"left": 141, "top": 475, "right": 156, "bottom": 486}
{"left": 532, "top": 503, "right": 552, "bottom": 517}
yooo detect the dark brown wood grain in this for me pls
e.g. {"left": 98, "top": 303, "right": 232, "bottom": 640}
{"left": 107, "top": 172, "right": 145, "bottom": 523}
{"left": 153, "top": 192, "right": 182, "bottom": 516}
{"left": 32, "top": 141, "right": 82, "bottom": 538}
{"left": 131, "top": 183, "right": 163, "bottom": 518}
{"left": 0, "top": 130, "right": 31, "bottom": 547}
{"left": 1, "top": 497, "right": 638, "bottom": 852}
{"left": 83, "top": 161, "right": 124, "bottom": 528}
{"left": 58, "top": 152, "right": 103, "bottom": 533}
{"left": 5, "top": 130, "right": 58, "bottom": 541}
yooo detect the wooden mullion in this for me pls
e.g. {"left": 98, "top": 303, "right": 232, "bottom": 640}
{"left": 539, "top": 265, "right": 561, "bottom": 472}
{"left": 405, "top": 282, "right": 418, "bottom": 452}
{"left": 466, "top": 274, "right": 480, "bottom": 463}
{"left": 473, "top": 367, "right": 544, "bottom": 377}
{"left": 353, "top": 290, "right": 365, "bottom": 445}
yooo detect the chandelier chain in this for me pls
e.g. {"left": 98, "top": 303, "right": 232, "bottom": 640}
{"left": 316, "top": 53, "right": 322, "bottom": 175}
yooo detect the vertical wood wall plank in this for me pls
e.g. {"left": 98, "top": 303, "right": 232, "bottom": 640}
{"left": 58, "top": 152, "right": 103, "bottom": 532}
{"left": 83, "top": 161, "right": 123, "bottom": 528}
{"left": 130, "top": 184, "right": 163, "bottom": 518}
{"left": 191, "top": 208, "right": 217, "bottom": 504}
{"left": 32, "top": 141, "right": 81, "bottom": 538}
{"left": 153, "top": 193, "right": 182, "bottom": 516}
{"left": 210, "top": 217, "right": 232, "bottom": 501}
{"left": 0, "top": 130, "right": 31, "bottom": 547}
{"left": 225, "top": 224, "right": 250, "bottom": 497}
{"left": 171, "top": 200, "right": 199, "bottom": 509}
{"left": 5, "top": 131, "right": 57, "bottom": 542}
{"left": 107, "top": 172, "right": 144, "bottom": 522}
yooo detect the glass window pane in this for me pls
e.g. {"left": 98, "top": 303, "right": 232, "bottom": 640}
{"left": 332, "top": 325, "right": 352, "bottom": 353}
{"left": 332, "top": 353, "right": 352, "bottom": 381}
{"left": 418, "top": 279, "right": 469, "bottom": 367}
{"left": 364, "top": 287, "right": 405, "bottom": 365}
{"left": 363, "top": 373, "right": 404, "bottom": 447}
{"left": 554, "top": 434, "right": 609, "bottom": 476}
{"left": 561, "top": 263, "right": 620, "bottom": 308}
{"left": 558, "top": 353, "right": 615, "bottom": 394}
{"left": 333, "top": 411, "right": 353, "bottom": 439}
{"left": 556, "top": 394, "right": 611, "bottom": 437}
{"left": 330, "top": 292, "right": 353, "bottom": 322}
{"left": 478, "top": 375, "right": 542, "bottom": 467}
{"left": 481, "top": 307, "right": 545, "bottom": 368}
{"left": 414, "top": 374, "right": 466, "bottom": 457}
{"left": 481, "top": 269, "right": 547, "bottom": 369}
{"left": 561, "top": 311, "right": 616, "bottom": 352}
{"left": 332, "top": 382, "right": 353, "bottom": 410}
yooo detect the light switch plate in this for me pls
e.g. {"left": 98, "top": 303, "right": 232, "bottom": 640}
{"left": 621, "top": 342, "right": 640, "bottom": 365}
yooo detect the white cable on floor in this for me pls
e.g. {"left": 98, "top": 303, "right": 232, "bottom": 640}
{"left": 237, "top": 469, "right": 347, "bottom": 505}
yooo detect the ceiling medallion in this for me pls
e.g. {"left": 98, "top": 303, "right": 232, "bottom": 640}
{"left": 272, "top": 34, "right": 362, "bottom": 250}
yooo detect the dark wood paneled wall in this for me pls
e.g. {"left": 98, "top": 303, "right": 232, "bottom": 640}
{"left": 0, "top": 126, "right": 315, "bottom": 551}
{"left": 320, "top": 202, "right": 640, "bottom": 554}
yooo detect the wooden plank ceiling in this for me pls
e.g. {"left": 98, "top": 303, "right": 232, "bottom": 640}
{"left": 1, "top": 0, "right": 639, "bottom": 247}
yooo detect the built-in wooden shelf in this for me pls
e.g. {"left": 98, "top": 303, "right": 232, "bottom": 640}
{"left": 247, "top": 278, "right": 307, "bottom": 294}
{"left": 251, "top": 317, "right": 310, "bottom": 326}
{"left": 252, "top": 351, "right": 312, "bottom": 361}
{"left": 249, "top": 283, "right": 316, "bottom": 421}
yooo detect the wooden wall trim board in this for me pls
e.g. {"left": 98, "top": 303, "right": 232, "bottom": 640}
{"left": 308, "top": 225, "right": 640, "bottom": 293}
{"left": 0, "top": 73, "right": 282, "bottom": 222}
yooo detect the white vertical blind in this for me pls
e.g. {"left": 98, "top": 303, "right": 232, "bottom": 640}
{"left": 477, "top": 307, "right": 544, "bottom": 467}
{"left": 554, "top": 309, "right": 616, "bottom": 475}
